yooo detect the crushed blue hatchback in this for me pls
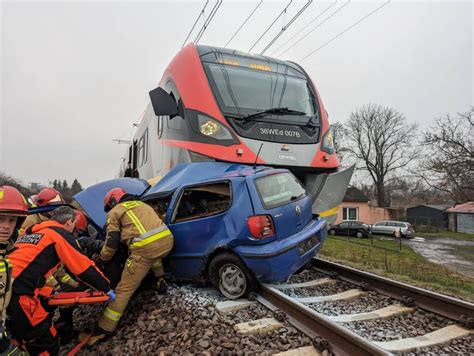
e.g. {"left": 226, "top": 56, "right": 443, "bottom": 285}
{"left": 74, "top": 162, "right": 327, "bottom": 299}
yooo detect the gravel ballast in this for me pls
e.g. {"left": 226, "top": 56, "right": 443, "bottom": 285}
{"left": 344, "top": 309, "right": 451, "bottom": 342}
{"left": 60, "top": 285, "right": 312, "bottom": 355}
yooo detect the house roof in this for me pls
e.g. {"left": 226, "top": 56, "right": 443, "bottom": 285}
{"left": 343, "top": 186, "right": 369, "bottom": 202}
{"left": 408, "top": 204, "right": 451, "bottom": 211}
{"left": 446, "top": 201, "right": 474, "bottom": 214}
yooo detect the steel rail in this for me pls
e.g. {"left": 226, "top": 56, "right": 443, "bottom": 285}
{"left": 255, "top": 285, "right": 390, "bottom": 355}
{"left": 312, "top": 258, "right": 474, "bottom": 322}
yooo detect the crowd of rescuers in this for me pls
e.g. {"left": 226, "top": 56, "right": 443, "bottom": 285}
{"left": 0, "top": 185, "right": 174, "bottom": 355}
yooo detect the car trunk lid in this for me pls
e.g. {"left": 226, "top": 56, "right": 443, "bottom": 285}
{"left": 251, "top": 172, "right": 313, "bottom": 241}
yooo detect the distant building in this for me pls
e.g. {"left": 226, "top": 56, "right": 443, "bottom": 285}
{"left": 447, "top": 202, "right": 474, "bottom": 234}
{"left": 335, "top": 186, "right": 393, "bottom": 225}
{"left": 406, "top": 204, "right": 450, "bottom": 229}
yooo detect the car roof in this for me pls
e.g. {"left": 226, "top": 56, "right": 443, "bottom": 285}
{"left": 143, "top": 162, "right": 269, "bottom": 199}
{"left": 74, "top": 177, "right": 150, "bottom": 228}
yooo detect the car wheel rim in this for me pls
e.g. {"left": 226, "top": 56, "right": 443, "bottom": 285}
{"left": 218, "top": 264, "right": 247, "bottom": 299}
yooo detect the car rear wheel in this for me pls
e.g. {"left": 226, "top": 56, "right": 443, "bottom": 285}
{"left": 208, "top": 252, "right": 255, "bottom": 299}
{"left": 356, "top": 231, "right": 363, "bottom": 238}
{"left": 329, "top": 229, "right": 336, "bottom": 235}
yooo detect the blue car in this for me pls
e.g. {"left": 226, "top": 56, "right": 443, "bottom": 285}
{"left": 74, "top": 162, "right": 327, "bottom": 299}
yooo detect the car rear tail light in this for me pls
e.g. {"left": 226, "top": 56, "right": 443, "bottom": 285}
{"left": 247, "top": 215, "right": 275, "bottom": 239}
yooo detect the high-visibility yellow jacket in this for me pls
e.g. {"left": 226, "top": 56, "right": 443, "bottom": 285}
{"left": 100, "top": 200, "right": 173, "bottom": 261}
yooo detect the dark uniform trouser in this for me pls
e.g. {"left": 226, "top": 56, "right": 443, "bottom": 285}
{"left": 8, "top": 295, "right": 59, "bottom": 356}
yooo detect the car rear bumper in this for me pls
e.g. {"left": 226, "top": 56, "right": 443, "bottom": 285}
{"left": 234, "top": 218, "right": 327, "bottom": 282}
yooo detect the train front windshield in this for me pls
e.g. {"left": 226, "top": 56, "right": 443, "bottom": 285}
{"left": 204, "top": 63, "right": 317, "bottom": 119}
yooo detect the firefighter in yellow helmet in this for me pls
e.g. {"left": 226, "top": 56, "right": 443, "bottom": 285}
{"left": 19, "top": 187, "right": 64, "bottom": 234}
{"left": 0, "top": 186, "right": 28, "bottom": 354}
{"left": 89, "top": 188, "right": 173, "bottom": 344}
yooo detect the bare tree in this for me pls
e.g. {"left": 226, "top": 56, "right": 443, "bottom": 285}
{"left": 344, "top": 104, "right": 418, "bottom": 207}
{"left": 418, "top": 107, "right": 474, "bottom": 203}
{"left": 331, "top": 121, "right": 350, "bottom": 163}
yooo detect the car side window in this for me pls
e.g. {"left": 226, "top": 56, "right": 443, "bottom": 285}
{"left": 339, "top": 222, "right": 349, "bottom": 228}
{"left": 148, "top": 195, "right": 173, "bottom": 222}
{"left": 172, "top": 181, "right": 232, "bottom": 223}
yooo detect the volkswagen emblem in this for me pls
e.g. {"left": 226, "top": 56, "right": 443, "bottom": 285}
{"left": 295, "top": 205, "right": 301, "bottom": 215}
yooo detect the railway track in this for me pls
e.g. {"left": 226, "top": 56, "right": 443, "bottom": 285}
{"left": 64, "top": 258, "right": 473, "bottom": 354}
{"left": 231, "top": 258, "right": 473, "bottom": 355}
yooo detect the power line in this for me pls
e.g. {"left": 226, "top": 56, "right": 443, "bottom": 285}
{"left": 278, "top": 0, "right": 351, "bottom": 57}
{"left": 248, "top": 0, "right": 293, "bottom": 53}
{"left": 269, "top": 0, "right": 338, "bottom": 57}
{"left": 195, "top": 0, "right": 223, "bottom": 44}
{"left": 299, "top": 0, "right": 391, "bottom": 62}
{"left": 225, "top": 0, "right": 264, "bottom": 48}
{"left": 181, "top": 0, "right": 210, "bottom": 48}
{"left": 260, "top": 0, "right": 313, "bottom": 55}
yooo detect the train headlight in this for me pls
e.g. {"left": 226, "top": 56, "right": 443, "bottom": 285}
{"left": 198, "top": 115, "right": 233, "bottom": 140}
{"left": 321, "top": 127, "right": 335, "bottom": 154}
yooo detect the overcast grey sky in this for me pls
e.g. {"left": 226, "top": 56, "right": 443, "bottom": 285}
{"left": 1, "top": 0, "right": 472, "bottom": 187}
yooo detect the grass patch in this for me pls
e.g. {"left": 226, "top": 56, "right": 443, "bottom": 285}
{"left": 416, "top": 230, "right": 474, "bottom": 240}
{"left": 319, "top": 236, "right": 474, "bottom": 301}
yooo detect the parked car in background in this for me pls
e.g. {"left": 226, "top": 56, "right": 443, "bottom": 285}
{"left": 371, "top": 221, "right": 415, "bottom": 237}
{"left": 328, "top": 221, "right": 370, "bottom": 238}
{"left": 73, "top": 162, "right": 328, "bottom": 299}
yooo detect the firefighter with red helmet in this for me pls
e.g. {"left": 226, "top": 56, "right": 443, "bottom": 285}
{"left": 88, "top": 188, "right": 173, "bottom": 345}
{"left": 20, "top": 188, "right": 64, "bottom": 234}
{"left": 0, "top": 186, "right": 28, "bottom": 353}
{"left": 7, "top": 206, "right": 113, "bottom": 355}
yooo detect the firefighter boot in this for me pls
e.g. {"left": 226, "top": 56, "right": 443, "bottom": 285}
{"left": 85, "top": 324, "right": 111, "bottom": 347}
{"left": 154, "top": 278, "right": 167, "bottom": 295}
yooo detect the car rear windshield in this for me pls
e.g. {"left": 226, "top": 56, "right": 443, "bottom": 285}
{"left": 254, "top": 172, "right": 306, "bottom": 209}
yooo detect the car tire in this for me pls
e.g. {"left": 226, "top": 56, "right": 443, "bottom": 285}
{"left": 356, "top": 231, "right": 363, "bottom": 238}
{"left": 329, "top": 229, "right": 336, "bottom": 235}
{"left": 208, "top": 252, "right": 255, "bottom": 300}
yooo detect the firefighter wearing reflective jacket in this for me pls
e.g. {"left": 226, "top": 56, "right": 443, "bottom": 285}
{"left": 0, "top": 186, "right": 28, "bottom": 354}
{"left": 19, "top": 188, "right": 64, "bottom": 235}
{"left": 7, "top": 206, "right": 113, "bottom": 356}
{"left": 90, "top": 188, "right": 173, "bottom": 343}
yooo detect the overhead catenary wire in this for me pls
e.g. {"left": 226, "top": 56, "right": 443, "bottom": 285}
{"left": 248, "top": 0, "right": 293, "bottom": 53}
{"left": 260, "top": 0, "right": 313, "bottom": 55}
{"left": 269, "top": 0, "right": 338, "bottom": 57}
{"left": 225, "top": 0, "right": 264, "bottom": 48}
{"left": 181, "top": 0, "right": 210, "bottom": 48}
{"left": 299, "top": 0, "right": 391, "bottom": 62}
{"left": 277, "top": 0, "right": 351, "bottom": 57}
{"left": 194, "top": 0, "right": 223, "bottom": 44}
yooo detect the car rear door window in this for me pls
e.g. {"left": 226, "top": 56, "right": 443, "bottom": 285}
{"left": 254, "top": 172, "right": 306, "bottom": 209}
{"left": 172, "top": 182, "right": 232, "bottom": 223}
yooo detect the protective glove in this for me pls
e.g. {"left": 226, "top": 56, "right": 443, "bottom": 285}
{"left": 77, "top": 236, "right": 95, "bottom": 249}
{"left": 107, "top": 290, "right": 116, "bottom": 302}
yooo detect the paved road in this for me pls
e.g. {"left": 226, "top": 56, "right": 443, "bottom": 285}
{"left": 405, "top": 237, "right": 474, "bottom": 279}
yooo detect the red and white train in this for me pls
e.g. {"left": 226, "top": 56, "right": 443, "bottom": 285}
{"left": 119, "top": 44, "right": 352, "bottom": 222}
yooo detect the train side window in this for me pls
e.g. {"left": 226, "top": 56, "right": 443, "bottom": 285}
{"left": 137, "top": 129, "right": 148, "bottom": 167}
{"left": 157, "top": 116, "right": 163, "bottom": 138}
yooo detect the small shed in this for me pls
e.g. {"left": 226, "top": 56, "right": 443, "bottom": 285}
{"left": 406, "top": 205, "right": 450, "bottom": 229}
{"left": 447, "top": 202, "right": 474, "bottom": 234}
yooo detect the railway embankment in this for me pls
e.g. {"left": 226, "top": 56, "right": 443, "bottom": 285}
{"left": 319, "top": 235, "right": 474, "bottom": 302}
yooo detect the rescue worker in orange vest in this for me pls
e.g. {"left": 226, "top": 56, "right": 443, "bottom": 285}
{"left": 0, "top": 186, "right": 28, "bottom": 354}
{"left": 53, "top": 210, "right": 91, "bottom": 345}
{"left": 20, "top": 188, "right": 64, "bottom": 234}
{"left": 7, "top": 206, "right": 113, "bottom": 356}
{"left": 88, "top": 188, "right": 173, "bottom": 345}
